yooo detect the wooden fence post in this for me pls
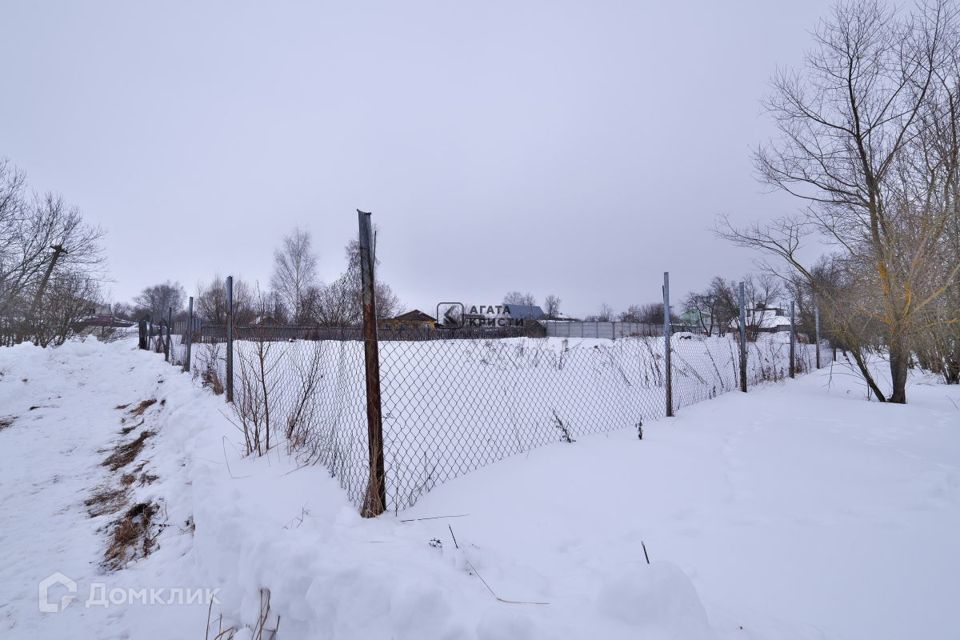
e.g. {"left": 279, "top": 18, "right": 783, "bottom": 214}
{"left": 358, "top": 210, "right": 386, "bottom": 517}
{"left": 663, "top": 271, "right": 673, "bottom": 417}
{"left": 738, "top": 281, "right": 747, "bottom": 393}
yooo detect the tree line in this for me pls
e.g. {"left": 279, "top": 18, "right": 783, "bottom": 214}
{"left": 127, "top": 227, "right": 402, "bottom": 327}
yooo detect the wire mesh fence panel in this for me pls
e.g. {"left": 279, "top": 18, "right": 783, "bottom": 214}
{"left": 670, "top": 334, "right": 743, "bottom": 408}
{"left": 227, "top": 337, "right": 371, "bottom": 505}
{"left": 378, "top": 336, "right": 668, "bottom": 511}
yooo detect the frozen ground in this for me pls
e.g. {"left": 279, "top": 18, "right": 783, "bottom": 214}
{"left": 0, "top": 336, "right": 958, "bottom": 639}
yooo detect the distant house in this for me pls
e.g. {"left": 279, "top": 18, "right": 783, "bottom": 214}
{"left": 729, "top": 305, "right": 792, "bottom": 333}
{"left": 504, "top": 304, "right": 545, "bottom": 321}
{"left": 381, "top": 309, "right": 436, "bottom": 329}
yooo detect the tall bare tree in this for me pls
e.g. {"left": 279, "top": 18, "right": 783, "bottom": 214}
{"left": 270, "top": 227, "right": 319, "bottom": 324}
{"left": 543, "top": 294, "right": 562, "bottom": 318}
{"left": 720, "top": 0, "right": 960, "bottom": 402}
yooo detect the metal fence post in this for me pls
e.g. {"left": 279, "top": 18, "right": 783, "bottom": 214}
{"left": 789, "top": 300, "right": 796, "bottom": 379}
{"left": 167, "top": 307, "right": 173, "bottom": 363}
{"left": 814, "top": 304, "right": 821, "bottom": 369}
{"left": 358, "top": 210, "right": 386, "bottom": 517}
{"left": 738, "top": 281, "right": 747, "bottom": 392}
{"left": 663, "top": 271, "right": 673, "bottom": 417}
{"left": 184, "top": 296, "right": 194, "bottom": 373}
{"left": 226, "top": 275, "right": 234, "bottom": 403}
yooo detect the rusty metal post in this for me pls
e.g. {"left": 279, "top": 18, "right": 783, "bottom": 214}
{"left": 738, "top": 281, "right": 747, "bottom": 392}
{"left": 814, "top": 304, "right": 821, "bottom": 369}
{"left": 184, "top": 296, "right": 194, "bottom": 373}
{"left": 358, "top": 210, "right": 386, "bottom": 517}
{"left": 789, "top": 300, "right": 796, "bottom": 379}
{"left": 663, "top": 271, "right": 673, "bottom": 417}
{"left": 163, "top": 314, "right": 170, "bottom": 362}
{"left": 226, "top": 275, "right": 234, "bottom": 403}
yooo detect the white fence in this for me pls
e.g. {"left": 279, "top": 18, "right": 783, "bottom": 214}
{"left": 544, "top": 320, "right": 664, "bottom": 339}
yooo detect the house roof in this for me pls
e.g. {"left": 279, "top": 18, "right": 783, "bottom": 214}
{"left": 505, "top": 304, "right": 545, "bottom": 320}
{"left": 388, "top": 309, "right": 435, "bottom": 323}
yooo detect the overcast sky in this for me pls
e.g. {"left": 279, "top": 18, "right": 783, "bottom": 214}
{"left": 1, "top": 1, "right": 838, "bottom": 318}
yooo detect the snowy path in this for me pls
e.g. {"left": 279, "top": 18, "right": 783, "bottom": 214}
{"left": 1, "top": 338, "right": 958, "bottom": 639}
{"left": 0, "top": 340, "right": 206, "bottom": 638}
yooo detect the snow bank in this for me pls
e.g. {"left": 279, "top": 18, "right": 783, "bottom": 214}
{"left": 3, "top": 336, "right": 959, "bottom": 640}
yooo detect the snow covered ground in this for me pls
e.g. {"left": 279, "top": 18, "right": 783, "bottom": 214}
{"left": 1, "top": 336, "right": 958, "bottom": 639}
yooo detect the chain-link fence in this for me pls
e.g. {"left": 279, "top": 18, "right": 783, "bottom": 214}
{"left": 145, "top": 308, "right": 824, "bottom": 513}
{"left": 136, "top": 217, "right": 829, "bottom": 514}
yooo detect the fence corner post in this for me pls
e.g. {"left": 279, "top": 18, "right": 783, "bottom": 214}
{"left": 789, "top": 300, "right": 796, "bottom": 379}
{"left": 738, "top": 281, "right": 747, "bottom": 392}
{"left": 358, "top": 210, "right": 386, "bottom": 517}
{"left": 663, "top": 271, "right": 673, "bottom": 417}
{"left": 226, "top": 275, "right": 234, "bottom": 403}
{"left": 184, "top": 296, "right": 194, "bottom": 374}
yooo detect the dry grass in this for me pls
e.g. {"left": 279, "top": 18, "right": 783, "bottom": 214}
{"left": 128, "top": 398, "right": 157, "bottom": 417}
{"left": 102, "top": 430, "right": 155, "bottom": 471}
{"left": 103, "top": 501, "right": 158, "bottom": 570}
{"left": 84, "top": 486, "right": 129, "bottom": 517}
{"left": 0, "top": 416, "right": 14, "bottom": 432}
{"left": 205, "top": 588, "right": 279, "bottom": 640}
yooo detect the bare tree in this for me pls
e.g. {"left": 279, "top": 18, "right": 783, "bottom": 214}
{"left": 503, "top": 291, "right": 537, "bottom": 307}
{"left": 134, "top": 282, "right": 185, "bottom": 321}
{"left": 270, "top": 227, "right": 319, "bottom": 324}
{"left": 0, "top": 161, "right": 104, "bottom": 344}
{"left": 719, "top": 0, "right": 960, "bottom": 402}
{"left": 591, "top": 303, "right": 614, "bottom": 322}
{"left": 543, "top": 294, "right": 561, "bottom": 318}
{"left": 197, "top": 275, "right": 256, "bottom": 325}
{"left": 619, "top": 303, "right": 678, "bottom": 325}
{"left": 315, "top": 236, "right": 402, "bottom": 325}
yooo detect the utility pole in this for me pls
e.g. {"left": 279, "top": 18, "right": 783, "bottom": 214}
{"left": 22, "top": 244, "right": 67, "bottom": 342}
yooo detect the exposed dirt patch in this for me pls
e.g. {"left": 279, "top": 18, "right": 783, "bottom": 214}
{"left": 85, "top": 487, "right": 129, "bottom": 517}
{"left": 103, "top": 502, "right": 159, "bottom": 570}
{"left": 102, "top": 430, "right": 155, "bottom": 471}
{"left": 114, "top": 403, "right": 130, "bottom": 410}
{"left": 0, "top": 416, "right": 14, "bottom": 432}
